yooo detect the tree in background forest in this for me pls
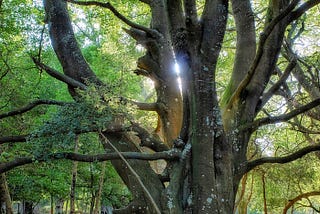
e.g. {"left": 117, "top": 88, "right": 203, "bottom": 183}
{"left": 1, "top": 0, "right": 320, "bottom": 213}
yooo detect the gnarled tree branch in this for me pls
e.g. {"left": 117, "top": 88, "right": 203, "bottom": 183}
{"left": 66, "top": 0, "right": 159, "bottom": 37}
{"left": 32, "top": 58, "right": 87, "bottom": 90}
{"left": 0, "top": 124, "right": 129, "bottom": 145}
{"left": 282, "top": 191, "right": 320, "bottom": 214}
{"left": 0, "top": 150, "right": 180, "bottom": 174}
{"left": 245, "top": 144, "right": 320, "bottom": 173}
{"left": 288, "top": 0, "right": 320, "bottom": 23}
{"left": 260, "top": 59, "right": 296, "bottom": 108}
{"left": 0, "top": 99, "right": 71, "bottom": 119}
{"left": 131, "top": 122, "right": 169, "bottom": 152}
{"left": 243, "top": 97, "right": 320, "bottom": 131}
{"left": 0, "top": 135, "right": 28, "bottom": 144}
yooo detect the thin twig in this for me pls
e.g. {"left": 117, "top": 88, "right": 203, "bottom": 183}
{"left": 66, "top": 0, "right": 159, "bottom": 38}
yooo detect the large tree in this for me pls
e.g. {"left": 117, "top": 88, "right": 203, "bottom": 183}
{"left": 1, "top": 0, "right": 320, "bottom": 213}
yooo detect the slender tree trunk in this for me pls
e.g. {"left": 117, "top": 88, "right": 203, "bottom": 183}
{"left": 23, "top": 201, "right": 33, "bottom": 214}
{"left": 50, "top": 195, "right": 53, "bottom": 214}
{"left": 55, "top": 198, "right": 64, "bottom": 214}
{"left": 282, "top": 191, "right": 320, "bottom": 214}
{"left": 262, "top": 174, "right": 268, "bottom": 214}
{"left": 64, "top": 200, "right": 69, "bottom": 214}
{"left": 70, "top": 136, "right": 79, "bottom": 214}
{"left": 93, "top": 162, "right": 106, "bottom": 214}
{"left": 89, "top": 164, "right": 95, "bottom": 214}
{"left": 0, "top": 174, "right": 13, "bottom": 214}
{"left": 234, "top": 173, "right": 248, "bottom": 214}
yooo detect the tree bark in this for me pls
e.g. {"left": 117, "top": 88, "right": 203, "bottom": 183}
{"left": 0, "top": 174, "right": 13, "bottom": 214}
{"left": 39, "top": 0, "right": 320, "bottom": 213}
{"left": 262, "top": 173, "right": 268, "bottom": 214}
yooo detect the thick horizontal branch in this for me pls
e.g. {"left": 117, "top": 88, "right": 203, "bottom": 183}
{"left": 0, "top": 100, "right": 71, "bottom": 119}
{"left": 32, "top": 57, "right": 87, "bottom": 90}
{"left": 0, "top": 135, "right": 28, "bottom": 144}
{"left": 122, "top": 98, "right": 158, "bottom": 111}
{"left": 0, "top": 124, "right": 130, "bottom": 145}
{"left": 66, "top": 0, "right": 159, "bottom": 37}
{"left": 0, "top": 150, "right": 180, "bottom": 174}
{"left": 133, "top": 101, "right": 158, "bottom": 111}
{"left": 245, "top": 144, "right": 320, "bottom": 173}
{"left": 243, "top": 98, "right": 320, "bottom": 131}
{"left": 131, "top": 122, "right": 169, "bottom": 152}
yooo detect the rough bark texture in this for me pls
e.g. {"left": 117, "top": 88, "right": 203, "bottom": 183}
{"left": 38, "top": 0, "right": 320, "bottom": 213}
{"left": 0, "top": 174, "right": 13, "bottom": 214}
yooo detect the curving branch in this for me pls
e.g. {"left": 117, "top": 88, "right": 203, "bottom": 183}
{"left": 288, "top": 0, "right": 320, "bottom": 23}
{"left": 0, "top": 150, "right": 181, "bottom": 174}
{"left": 32, "top": 58, "right": 87, "bottom": 90}
{"left": 282, "top": 191, "right": 320, "bottom": 214}
{"left": 131, "top": 122, "right": 169, "bottom": 152}
{"left": 245, "top": 144, "right": 320, "bottom": 173}
{"left": 260, "top": 59, "right": 297, "bottom": 108}
{"left": 0, "top": 99, "right": 71, "bottom": 119}
{"left": 226, "top": 0, "right": 300, "bottom": 109}
{"left": 243, "top": 98, "right": 320, "bottom": 131}
{"left": 66, "top": 0, "right": 159, "bottom": 37}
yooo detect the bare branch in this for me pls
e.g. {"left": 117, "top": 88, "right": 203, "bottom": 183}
{"left": 0, "top": 124, "right": 129, "bottom": 145}
{"left": 260, "top": 59, "right": 297, "bottom": 108}
{"left": 32, "top": 58, "right": 87, "bottom": 90}
{"left": 245, "top": 144, "right": 320, "bottom": 173}
{"left": 131, "top": 122, "right": 169, "bottom": 152}
{"left": 243, "top": 98, "right": 320, "bottom": 131}
{"left": 0, "top": 150, "right": 180, "bottom": 174}
{"left": 226, "top": 0, "right": 300, "bottom": 109}
{"left": 0, "top": 135, "right": 28, "bottom": 144}
{"left": 121, "top": 97, "right": 158, "bottom": 111}
{"left": 0, "top": 100, "right": 70, "bottom": 119}
{"left": 282, "top": 191, "right": 320, "bottom": 214}
{"left": 66, "top": 0, "right": 159, "bottom": 37}
{"left": 288, "top": 0, "right": 320, "bottom": 23}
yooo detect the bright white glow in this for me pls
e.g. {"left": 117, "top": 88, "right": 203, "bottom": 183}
{"left": 174, "top": 62, "right": 181, "bottom": 74}
{"left": 174, "top": 62, "right": 182, "bottom": 92}
{"left": 135, "top": 44, "right": 145, "bottom": 52}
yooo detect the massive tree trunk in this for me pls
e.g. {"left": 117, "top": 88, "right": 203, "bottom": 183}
{"left": 40, "top": 0, "right": 320, "bottom": 213}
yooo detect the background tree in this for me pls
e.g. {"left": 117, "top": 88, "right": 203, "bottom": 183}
{"left": 1, "top": 0, "right": 320, "bottom": 213}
